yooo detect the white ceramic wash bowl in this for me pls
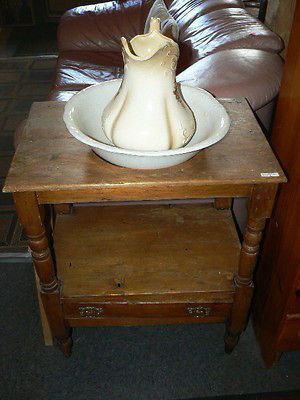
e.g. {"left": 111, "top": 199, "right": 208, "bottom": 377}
{"left": 63, "top": 79, "right": 230, "bottom": 169}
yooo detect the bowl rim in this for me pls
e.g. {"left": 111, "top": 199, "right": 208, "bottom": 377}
{"left": 63, "top": 79, "right": 231, "bottom": 157}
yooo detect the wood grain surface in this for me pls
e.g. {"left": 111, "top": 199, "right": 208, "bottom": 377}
{"left": 3, "top": 98, "right": 285, "bottom": 195}
{"left": 54, "top": 203, "right": 240, "bottom": 302}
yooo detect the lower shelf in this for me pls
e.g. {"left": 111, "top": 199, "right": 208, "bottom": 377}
{"left": 54, "top": 203, "right": 240, "bottom": 314}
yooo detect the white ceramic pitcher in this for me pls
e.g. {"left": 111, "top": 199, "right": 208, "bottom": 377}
{"left": 102, "top": 18, "right": 196, "bottom": 151}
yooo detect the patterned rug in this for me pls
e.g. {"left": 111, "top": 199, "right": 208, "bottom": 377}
{"left": 0, "top": 56, "right": 57, "bottom": 258}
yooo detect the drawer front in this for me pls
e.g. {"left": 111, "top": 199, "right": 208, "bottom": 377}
{"left": 286, "top": 269, "right": 300, "bottom": 314}
{"left": 63, "top": 301, "right": 230, "bottom": 321}
{"left": 278, "top": 318, "right": 300, "bottom": 351}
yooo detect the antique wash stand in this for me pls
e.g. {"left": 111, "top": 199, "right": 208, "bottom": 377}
{"left": 3, "top": 99, "right": 286, "bottom": 357}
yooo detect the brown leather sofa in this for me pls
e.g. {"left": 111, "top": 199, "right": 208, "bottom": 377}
{"left": 48, "top": 0, "right": 284, "bottom": 131}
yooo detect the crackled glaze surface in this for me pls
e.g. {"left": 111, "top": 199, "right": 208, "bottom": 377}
{"left": 102, "top": 18, "right": 196, "bottom": 151}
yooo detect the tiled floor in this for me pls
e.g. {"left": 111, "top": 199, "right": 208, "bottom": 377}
{"left": 0, "top": 56, "right": 56, "bottom": 258}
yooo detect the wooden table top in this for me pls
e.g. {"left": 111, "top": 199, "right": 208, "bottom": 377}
{"left": 3, "top": 99, "right": 286, "bottom": 194}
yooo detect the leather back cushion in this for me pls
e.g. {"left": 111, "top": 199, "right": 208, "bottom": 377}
{"left": 58, "top": 0, "right": 154, "bottom": 52}
{"left": 58, "top": 0, "right": 283, "bottom": 75}
{"left": 176, "top": 7, "right": 284, "bottom": 71}
{"left": 144, "top": 0, "right": 179, "bottom": 40}
{"left": 166, "top": 0, "right": 244, "bottom": 31}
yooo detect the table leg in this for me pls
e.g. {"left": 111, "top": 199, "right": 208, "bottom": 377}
{"left": 13, "top": 192, "right": 72, "bottom": 357}
{"left": 224, "top": 184, "right": 278, "bottom": 353}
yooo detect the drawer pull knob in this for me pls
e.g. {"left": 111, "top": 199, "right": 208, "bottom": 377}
{"left": 187, "top": 306, "right": 211, "bottom": 318}
{"left": 79, "top": 306, "right": 104, "bottom": 318}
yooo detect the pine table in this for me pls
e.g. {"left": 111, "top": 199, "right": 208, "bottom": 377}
{"left": 3, "top": 99, "right": 286, "bottom": 357}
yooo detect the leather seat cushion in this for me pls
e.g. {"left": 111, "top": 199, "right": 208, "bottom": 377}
{"left": 177, "top": 48, "right": 283, "bottom": 111}
{"left": 167, "top": 0, "right": 244, "bottom": 31}
{"left": 48, "top": 90, "right": 79, "bottom": 102}
{"left": 177, "top": 7, "right": 283, "bottom": 70}
{"left": 52, "top": 51, "right": 124, "bottom": 91}
{"left": 49, "top": 48, "right": 283, "bottom": 110}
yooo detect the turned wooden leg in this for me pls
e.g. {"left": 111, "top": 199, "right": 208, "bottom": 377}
{"left": 225, "top": 217, "right": 266, "bottom": 353}
{"left": 214, "top": 198, "right": 232, "bottom": 210}
{"left": 225, "top": 185, "right": 278, "bottom": 353}
{"left": 13, "top": 192, "right": 72, "bottom": 357}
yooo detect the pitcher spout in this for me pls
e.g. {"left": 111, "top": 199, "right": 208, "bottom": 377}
{"left": 121, "top": 17, "right": 179, "bottom": 63}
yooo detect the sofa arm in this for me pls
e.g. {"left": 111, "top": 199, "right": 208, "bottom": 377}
{"left": 177, "top": 48, "right": 283, "bottom": 112}
{"left": 58, "top": 0, "right": 154, "bottom": 53}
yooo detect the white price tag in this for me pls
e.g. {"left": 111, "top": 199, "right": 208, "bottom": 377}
{"left": 260, "top": 172, "right": 280, "bottom": 177}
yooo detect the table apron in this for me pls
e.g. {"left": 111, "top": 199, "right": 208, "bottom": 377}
{"left": 36, "top": 184, "right": 253, "bottom": 204}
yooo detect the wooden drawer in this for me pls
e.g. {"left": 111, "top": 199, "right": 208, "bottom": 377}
{"left": 286, "top": 269, "right": 300, "bottom": 314}
{"left": 278, "top": 318, "right": 300, "bottom": 351}
{"left": 63, "top": 301, "right": 231, "bottom": 324}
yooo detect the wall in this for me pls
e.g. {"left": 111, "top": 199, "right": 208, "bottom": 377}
{"left": 265, "top": 0, "right": 297, "bottom": 58}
